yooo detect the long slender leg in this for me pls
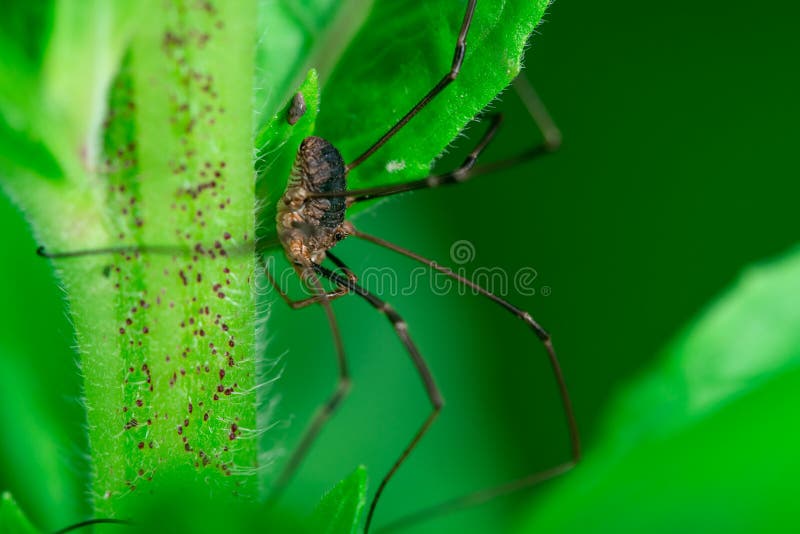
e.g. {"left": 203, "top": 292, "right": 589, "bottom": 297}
{"left": 261, "top": 251, "right": 357, "bottom": 310}
{"left": 36, "top": 238, "right": 279, "bottom": 260}
{"left": 36, "top": 244, "right": 173, "bottom": 259}
{"left": 513, "top": 74, "right": 562, "bottom": 151}
{"left": 346, "top": 0, "right": 477, "bottom": 172}
{"left": 310, "top": 85, "right": 560, "bottom": 205}
{"left": 269, "top": 267, "right": 352, "bottom": 498}
{"left": 311, "top": 73, "right": 562, "bottom": 205}
{"left": 263, "top": 257, "right": 349, "bottom": 309}
{"left": 378, "top": 464, "right": 574, "bottom": 534}
{"left": 54, "top": 518, "right": 130, "bottom": 534}
{"left": 313, "top": 263, "right": 444, "bottom": 534}
{"left": 311, "top": 113, "right": 503, "bottom": 204}
{"left": 460, "top": 75, "right": 563, "bottom": 177}
{"left": 350, "top": 228, "right": 580, "bottom": 532}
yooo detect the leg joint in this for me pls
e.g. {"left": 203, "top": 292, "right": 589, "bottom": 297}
{"left": 450, "top": 43, "right": 466, "bottom": 77}
{"left": 327, "top": 378, "right": 352, "bottom": 412}
{"left": 339, "top": 376, "right": 353, "bottom": 396}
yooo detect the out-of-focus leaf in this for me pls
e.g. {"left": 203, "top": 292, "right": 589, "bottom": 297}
{"left": 0, "top": 1, "right": 147, "bottom": 182}
{"left": 604, "top": 243, "right": 800, "bottom": 452}
{"left": 0, "top": 492, "right": 39, "bottom": 534}
{"left": 518, "top": 245, "right": 800, "bottom": 533}
{"left": 0, "top": 2, "right": 53, "bottom": 122}
{"left": 114, "top": 478, "right": 312, "bottom": 534}
{"left": 0, "top": 114, "right": 61, "bottom": 178}
{"left": 254, "top": 0, "right": 374, "bottom": 125}
{"left": 0, "top": 346, "right": 83, "bottom": 531}
{"left": 0, "top": 2, "right": 55, "bottom": 178}
{"left": 38, "top": 0, "right": 149, "bottom": 175}
{"left": 311, "top": 466, "right": 368, "bottom": 534}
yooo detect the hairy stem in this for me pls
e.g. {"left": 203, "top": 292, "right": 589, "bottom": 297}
{"left": 9, "top": 0, "right": 259, "bottom": 515}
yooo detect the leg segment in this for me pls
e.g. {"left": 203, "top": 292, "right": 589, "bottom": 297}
{"left": 313, "top": 264, "right": 444, "bottom": 534}
{"left": 269, "top": 267, "right": 352, "bottom": 498}
{"left": 346, "top": 0, "right": 477, "bottom": 172}
{"left": 311, "top": 113, "right": 504, "bottom": 204}
{"left": 36, "top": 244, "right": 174, "bottom": 259}
{"left": 36, "top": 239, "right": 275, "bottom": 260}
{"left": 351, "top": 228, "right": 580, "bottom": 531}
{"left": 263, "top": 257, "right": 349, "bottom": 309}
{"left": 311, "top": 76, "right": 562, "bottom": 205}
{"left": 54, "top": 518, "right": 130, "bottom": 534}
{"left": 513, "top": 74, "right": 561, "bottom": 151}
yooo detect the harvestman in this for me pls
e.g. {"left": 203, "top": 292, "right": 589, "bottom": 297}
{"left": 38, "top": 1, "right": 580, "bottom": 531}
{"left": 264, "top": 0, "right": 581, "bottom": 530}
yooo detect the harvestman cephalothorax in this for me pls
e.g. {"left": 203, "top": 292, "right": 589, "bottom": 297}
{"left": 38, "top": 1, "right": 580, "bottom": 531}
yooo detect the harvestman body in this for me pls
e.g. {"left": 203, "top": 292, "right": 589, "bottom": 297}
{"left": 38, "top": 1, "right": 580, "bottom": 532}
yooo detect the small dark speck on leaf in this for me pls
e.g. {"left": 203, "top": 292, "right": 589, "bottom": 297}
{"left": 287, "top": 92, "right": 307, "bottom": 126}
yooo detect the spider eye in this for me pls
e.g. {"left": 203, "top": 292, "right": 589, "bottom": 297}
{"left": 334, "top": 232, "right": 344, "bottom": 241}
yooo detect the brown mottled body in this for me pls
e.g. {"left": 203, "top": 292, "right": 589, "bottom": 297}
{"left": 277, "top": 136, "right": 353, "bottom": 266}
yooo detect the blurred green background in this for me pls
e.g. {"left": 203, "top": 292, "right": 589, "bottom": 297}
{"left": 2, "top": 0, "right": 799, "bottom": 532}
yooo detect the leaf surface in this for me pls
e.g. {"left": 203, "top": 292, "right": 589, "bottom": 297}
{"left": 518, "top": 246, "right": 800, "bottom": 533}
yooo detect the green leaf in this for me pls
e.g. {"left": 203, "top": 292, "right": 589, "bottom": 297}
{"left": 0, "top": 493, "right": 39, "bottom": 534}
{"left": 311, "top": 466, "right": 368, "bottom": 534}
{"left": 111, "top": 480, "right": 312, "bottom": 534}
{"left": 0, "top": 2, "right": 53, "bottom": 130}
{"left": 317, "top": 0, "right": 550, "bottom": 194}
{"left": 0, "top": 3, "right": 59, "bottom": 177}
{"left": 517, "top": 246, "right": 800, "bottom": 533}
{"left": 255, "top": 69, "right": 320, "bottom": 246}
{"left": 0, "top": 347, "right": 83, "bottom": 530}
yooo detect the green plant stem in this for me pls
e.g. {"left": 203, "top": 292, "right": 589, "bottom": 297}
{"left": 8, "top": 0, "right": 260, "bottom": 515}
